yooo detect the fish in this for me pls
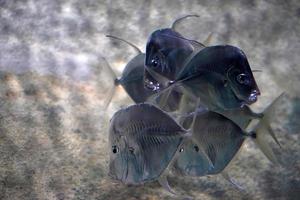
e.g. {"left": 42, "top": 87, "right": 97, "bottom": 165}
{"left": 103, "top": 35, "right": 156, "bottom": 108}
{"left": 172, "top": 93, "right": 285, "bottom": 180}
{"left": 173, "top": 111, "right": 247, "bottom": 177}
{"left": 105, "top": 35, "right": 184, "bottom": 113}
{"left": 108, "top": 93, "right": 284, "bottom": 194}
{"left": 108, "top": 103, "right": 189, "bottom": 186}
{"left": 154, "top": 45, "right": 261, "bottom": 111}
{"left": 144, "top": 14, "right": 204, "bottom": 91}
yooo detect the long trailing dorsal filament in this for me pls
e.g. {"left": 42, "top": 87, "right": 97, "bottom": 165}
{"left": 106, "top": 35, "right": 142, "bottom": 54}
{"left": 171, "top": 14, "right": 199, "bottom": 30}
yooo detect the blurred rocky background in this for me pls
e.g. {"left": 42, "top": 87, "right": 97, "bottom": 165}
{"left": 0, "top": 0, "right": 299, "bottom": 199}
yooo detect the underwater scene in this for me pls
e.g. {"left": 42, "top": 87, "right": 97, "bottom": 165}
{"left": 0, "top": 0, "right": 299, "bottom": 199}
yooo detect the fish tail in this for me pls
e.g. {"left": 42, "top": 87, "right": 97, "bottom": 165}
{"left": 249, "top": 92, "right": 286, "bottom": 164}
{"left": 101, "top": 57, "right": 118, "bottom": 109}
{"left": 103, "top": 84, "right": 117, "bottom": 110}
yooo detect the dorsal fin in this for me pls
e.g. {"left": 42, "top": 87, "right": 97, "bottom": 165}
{"left": 106, "top": 35, "right": 142, "bottom": 54}
{"left": 171, "top": 14, "right": 199, "bottom": 30}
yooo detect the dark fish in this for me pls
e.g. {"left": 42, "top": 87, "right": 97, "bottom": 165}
{"left": 172, "top": 93, "right": 285, "bottom": 178}
{"left": 178, "top": 45, "right": 260, "bottom": 109}
{"left": 144, "top": 15, "right": 202, "bottom": 91}
{"left": 153, "top": 45, "right": 261, "bottom": 111}
{"left": 108, "top": 103, "right": 188, "bottom": 185}
{"left": 105, "top": 35, "right": 184, "bottom": 112}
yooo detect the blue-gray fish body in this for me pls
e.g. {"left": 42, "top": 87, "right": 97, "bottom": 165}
{"left": 174, "top": 45, "right": 260, "bottom": 109}
{"left": 108, "top": 103, "right": 187, "bottom": 185}
{"left": 172, "top": 111, "right": 246, "bottom": 176}
{"left": 117, "top": 54, "right": 156, "bottom": 103}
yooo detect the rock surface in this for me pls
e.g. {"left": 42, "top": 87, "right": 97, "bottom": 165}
{"left": 0, "top": 0, "right": 299, "bottom": 199}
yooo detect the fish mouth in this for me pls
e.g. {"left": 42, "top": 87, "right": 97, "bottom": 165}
{"left": 144, "top": 67, "right": 172, "bottom": 91}
{"left": 232, "top": 88, "right": 260, "bottom": 106}
{"left": 144, "top": 75, "right": 161, "bottom": 91}
{"left": 245, "top": 89, "right": 260, "bottom": 104}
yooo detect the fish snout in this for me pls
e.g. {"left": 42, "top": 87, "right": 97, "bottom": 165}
{"left": 248, "top": 89, "right": 260, "bottom": 103}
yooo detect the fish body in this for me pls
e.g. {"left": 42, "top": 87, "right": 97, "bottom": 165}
{"left": 108, "top": 103, "right": 187, "bottom": 185}
{"left": 105, "top": 36, "right": 182, "bottom": 112}
{"left": 173, "top": 111, "right": 246, "bottom": 176}
{"left": 173, "top": 93, "right": 285, "bottom": 177}
{"left": 117, "top": 54, "right": 156, "bottom": 103}
{"left": 144, "top": 15, "right": 198, "bottom": 91}
{"left": 175, "top": 45, "right": 260, "bottom": 109}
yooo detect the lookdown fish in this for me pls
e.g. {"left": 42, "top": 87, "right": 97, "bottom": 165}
{"left": 171, "top": 93, "right": 284, "bottom": 189}
{"left": 108, "top": 103, "right": 193, "bottom": 194}
{"left": 104, "top": 35, "right": 184, "bottom": 112}
{"left": 144, "top": 14, "right": 211, "bottom": 91}
{"left": 108, "top": 94, "right": 283, "bottom": 194}
{"left": 102, "top": 35, "right": 156, "bottom": 108}
{"left": 152, "top": 45, "right": 261, "bottom": 111}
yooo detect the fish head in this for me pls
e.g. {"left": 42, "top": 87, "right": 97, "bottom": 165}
{"left": 144, "top": 28, "right": 193, "bottom": 90}
{"left": 108, "top": 115, "right": 126, "bottom": 182}
{"left": 108, "top": 115, "right": 144, "bottom": 185}
{"left": 224, "top": 46, "right": 260, "bottom": 106}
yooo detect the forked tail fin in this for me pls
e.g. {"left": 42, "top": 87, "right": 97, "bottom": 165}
{"left": 250, "top": 93, "right": 286, "bottom": 164}
{"left": 101, "top": 57, "right": 118, "bottom": 109}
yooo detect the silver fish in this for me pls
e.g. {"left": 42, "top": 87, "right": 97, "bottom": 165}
{"left": 172, "top": 93, "right": 285, "bottom": 178}
{"left": 108, "top": 103, "right": 188, "bottom": 185}
{"left": 104, "top": 35, "right": 183, "bottom": 113}
{"left": 151, "top": 45, "right": 261, "bottom": 111}
{"left": 103, "top": 36, "right": 155, "bottom": 108}
{"left": 144, "top": 14, "right": 204, "bottom": 91}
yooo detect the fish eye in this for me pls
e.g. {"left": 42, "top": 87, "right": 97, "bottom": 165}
{"left": 112, "top": 145, "right": 119, "bottom": 154}
{"left": 236, "top": 74, "right": 250, "bottom": 85}
{"left": 179, "top": 148, "right": 184, "bottom": 153}
{"left": 128, "top": 147, "right": 135, "bottom": 154}
{"left": 150, "top": 56, "right": 160, "bottom": 68}
{"left": 194, "top": 145, "right": 199, "bottom": 152}
{"left": 223, "top": 79, "right": 228, "bottom": 87}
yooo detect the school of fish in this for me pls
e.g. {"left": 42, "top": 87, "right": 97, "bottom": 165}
{"left": 104, "top": 15, "right": 285, "bottom": 197}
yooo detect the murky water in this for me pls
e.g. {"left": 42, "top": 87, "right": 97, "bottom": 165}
{"left": 0, "top": 0, "right": 299, "bottom": 199}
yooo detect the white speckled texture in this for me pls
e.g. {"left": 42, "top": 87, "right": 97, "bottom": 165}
{"left": 0, "top": 0, "right": 299, "bottom": 199}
